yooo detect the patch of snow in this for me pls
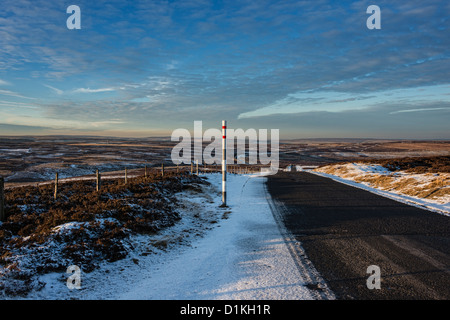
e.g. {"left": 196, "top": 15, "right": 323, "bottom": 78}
{"left": 51, "top": 221, "right": 88, "bottom": 234}
{"left": 0, "top": 148, "right": 31, "bottom": 153}
{"left": 310, "top": 166, "right": 450, "bottom": 217}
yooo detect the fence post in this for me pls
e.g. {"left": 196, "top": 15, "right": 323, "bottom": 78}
{"left": 191, "top": 161, "right": 193, "bottom": 174}
{"left": 161, "top": 163, "right": 164, "bottom": 177}
{"left": 0, "top": 177, "right": 5, "bottom": 222}
{"left": 221, "top": 120, "right": 227, "bottom": 207}
{"left": 145, "top": 165, "right": 148, "bottom": 178}
{"left": 54, "top": 172, "right": 58, "bottom": 200}
{"left": 96, "top": 169, "right": 101, "bottom": 191}
{"left": 125, "top": 168, "right": 128, "bottom": 185}
{"left": 196, "top": 160, "right": 199, "bottom": 175}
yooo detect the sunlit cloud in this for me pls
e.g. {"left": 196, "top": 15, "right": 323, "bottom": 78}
{"left": 389, "top": 107, "right": 449, "bottom": 114}
{"left": 238, "top": 85, "right": 450, "bottom": 119}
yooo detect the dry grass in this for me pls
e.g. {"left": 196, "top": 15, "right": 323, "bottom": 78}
{"left": 315, "top": 156, "right": 450, "bottom": 203}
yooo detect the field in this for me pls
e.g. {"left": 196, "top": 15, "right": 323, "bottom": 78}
{"left": 0, "top": 135, "right": 449, "bottom": 297}
{"left": 1, "top": 136, "right": 449, "bottom": 186}
{"left": 0, "top": 136, "right": 174, "bottom": 186}
{"left": 279, "top": 139, "right": 450, "bottom": 167}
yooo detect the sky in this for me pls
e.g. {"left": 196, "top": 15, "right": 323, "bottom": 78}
{"left": 0, "top": 0, "right": 449, "bottom": 139}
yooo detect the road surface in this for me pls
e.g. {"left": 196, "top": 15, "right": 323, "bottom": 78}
{"left": 266, "top": 171, "right": 450, "bottom": 300}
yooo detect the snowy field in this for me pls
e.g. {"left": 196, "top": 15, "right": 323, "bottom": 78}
{"left": 19, "top": 172, "right": 330, "bottom": 300}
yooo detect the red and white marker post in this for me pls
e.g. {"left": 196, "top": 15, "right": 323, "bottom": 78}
{"left": 221, "top": 120, "right": 227, "bottom": 207}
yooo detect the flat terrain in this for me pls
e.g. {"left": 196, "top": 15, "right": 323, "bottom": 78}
{"left": 0, "top": 136, "right": 174, "bottom": 184}
{"left": 1, "top": 135, "right": 449, "bottom": 299}
{"left": 267, "top": 171, "right": 450, "bottom": 300}
{"left": 1, "top": 135, "right": 449, "bottom": 185}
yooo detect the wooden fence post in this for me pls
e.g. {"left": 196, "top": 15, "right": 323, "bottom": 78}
{"left": 96, "top": 170, "right": 101, "bottom": 191}
{"left": 125, "top": 168, "right": 128, "bottom": 185}
{"left": 54, "top": 172, "right": 58, "bottom": 200}
{"left": 196, "top": 160, "right": 199, "bottom": 175}
{"left": 145, "top": 165, "right": 148, "bottom": 178}
{"left": 0, "top": 177, "right": 5, "bottom": 222}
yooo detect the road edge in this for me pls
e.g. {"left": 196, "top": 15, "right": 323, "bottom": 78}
{"left": 262, "top": 178, "right": 336, "bottom": 300}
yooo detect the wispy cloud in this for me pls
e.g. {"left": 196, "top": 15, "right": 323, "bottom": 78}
{"left": 90, "top": 119, "right": 126, "bottom": 127}
{"left": 389, "top": 107, "right": 448, "bottom": 114}
{"left": 44, "top": 84, "right": 63, "bottom": 95}
{"left": 0, "top": 89, "right": 36, "bottom": 100}
{"left": 238, "top": 84, "right": 450, "bottom": 119}
{"left": 73, "top": 87, "right": 116, "bottom": 94}
{"left": 0, "top": 100, "right": 37, "bottom": 109}
{"left": 0, "top": 0, "right": 448, "bottom": 138}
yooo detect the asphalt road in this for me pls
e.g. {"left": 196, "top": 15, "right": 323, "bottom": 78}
{"left": 266, "top": 171, "right": 450, "bottom": 300}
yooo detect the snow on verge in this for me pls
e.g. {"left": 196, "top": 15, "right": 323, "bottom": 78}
{"left": 20, "top": 173, "right": 328, "bottom": 300}
{"left": 311, "top": 163, "right": 450, "bottom": 216}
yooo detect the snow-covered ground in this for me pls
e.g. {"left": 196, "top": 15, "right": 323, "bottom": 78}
{"left": 20, "top": 172, "right": 329, "bottom": 300}
{"left": 309, "top": 163, "right": 450, "bottom": 216}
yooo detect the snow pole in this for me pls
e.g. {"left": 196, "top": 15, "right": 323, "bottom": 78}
{"left": 221, "top": 120, "right": 227, "bottom": 207}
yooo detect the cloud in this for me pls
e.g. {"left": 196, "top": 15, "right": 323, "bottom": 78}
{"left": 0, "top": 122, "right": 51, "bottom": 135}
{"left": 72, "top": 87, "right": 116, "bottom": 94}
{"left": 235, "top": 101, "right": 450, "bottom": 139}
{"left": 44, "top": 84, "right": 63, "bottom": 95}
{"left": 0, "top": 0, "right": 448, "bottom": 138}
{"left": 0, "top": 100, "right": 37, "bottom": 109}
{"left": 0, "top": 89, "right": 36, "bottom": 100}
{"left": 238, "top": 84, "right": 450, "bottom": 119}
{"left": 389, "top": 107, "right": 449, "bottom": 114}
{"left": 90, "top": 119, "right": 126, "bottom": 127}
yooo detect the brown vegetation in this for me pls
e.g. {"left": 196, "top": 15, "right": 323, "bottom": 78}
{"left": 359, "top": 155, "right": 450, "bottom": 173}
{"left": 0, "top": 170, "right": 206, "bottom": 296}
{"left": 314, "top": 156, "right": 450, "bottom": 204}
